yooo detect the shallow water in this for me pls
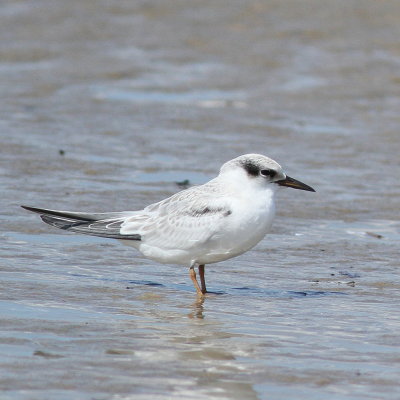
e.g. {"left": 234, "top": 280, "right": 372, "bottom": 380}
{"left": 1, "top": 1, "right": 400, "bottom": 399}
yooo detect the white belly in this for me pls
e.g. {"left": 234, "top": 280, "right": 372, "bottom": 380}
{"left": 196, "top": 200, "right": 275, "bottom": 264}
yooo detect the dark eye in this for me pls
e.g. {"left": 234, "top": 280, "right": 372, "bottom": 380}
{"left": 260, "top": 169, "right": 276, "bottom": 178}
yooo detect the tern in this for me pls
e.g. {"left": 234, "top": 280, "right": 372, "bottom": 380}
{"left": 22, "top": 154, "right": 315, "bottom": 296}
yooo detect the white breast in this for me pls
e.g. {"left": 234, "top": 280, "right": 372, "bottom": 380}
{"left": 193, "top": 186, "right": 276, "bottom": 265}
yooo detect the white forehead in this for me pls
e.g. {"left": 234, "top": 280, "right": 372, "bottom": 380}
{"left": 220, "top": 154, "right": 282, "bottom": 174}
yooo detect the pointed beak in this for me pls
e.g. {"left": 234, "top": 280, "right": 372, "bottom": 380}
{"left": 276, "top": 175, "right": 315, "bottom": 192}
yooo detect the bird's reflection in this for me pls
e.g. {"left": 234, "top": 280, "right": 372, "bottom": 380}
{"left": 187, "top": 295, "right": 205, "bottom": 319}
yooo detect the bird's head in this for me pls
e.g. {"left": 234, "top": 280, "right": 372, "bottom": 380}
{"left": 219, "top": 154, "right": 315, "bottom": 192}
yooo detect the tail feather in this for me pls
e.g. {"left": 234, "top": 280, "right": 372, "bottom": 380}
{"left": 21, "top": 206, "right": 141, "bottom": 241}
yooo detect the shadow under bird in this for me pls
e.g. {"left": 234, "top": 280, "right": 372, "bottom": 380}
{"left": 22, "top": 154, "right": 315, "bottom": 296}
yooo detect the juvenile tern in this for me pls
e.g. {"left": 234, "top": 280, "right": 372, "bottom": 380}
{"left": 22, "top": 154, "right": 315, "bottom": 296}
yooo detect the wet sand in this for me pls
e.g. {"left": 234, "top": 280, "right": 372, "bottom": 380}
{"left": 1, "top": 1, "right": 400, "bottom": 399}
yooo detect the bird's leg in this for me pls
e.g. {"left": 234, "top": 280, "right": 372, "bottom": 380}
{"left": 189, "top": 265, "right": 204, "bottom": 296}
{"left": 198, "top": 264, "right": 207, "bottom": 294}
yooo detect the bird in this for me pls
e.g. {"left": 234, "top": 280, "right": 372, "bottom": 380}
{"left": 21, "top": 154, "right": 315, "bottom": 296}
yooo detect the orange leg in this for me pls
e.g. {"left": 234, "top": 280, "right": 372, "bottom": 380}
{"left": 189, "top": 266, "right": 204, "bottom": 296}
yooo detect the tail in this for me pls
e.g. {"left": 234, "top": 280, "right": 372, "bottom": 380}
{"left": 21, "top": 206, "right": 141, "bottom": 241}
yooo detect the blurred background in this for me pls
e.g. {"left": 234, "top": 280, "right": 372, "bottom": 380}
{"left": 1, "top": 1, "right": 399, "bottom": 399}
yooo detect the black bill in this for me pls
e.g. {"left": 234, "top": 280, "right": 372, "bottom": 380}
{"left": 276, "top": 175, "right": 315, "bottom": 192}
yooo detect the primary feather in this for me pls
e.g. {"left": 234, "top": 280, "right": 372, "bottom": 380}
{"left": 20, "top": 206, "right": 141, "bottom": 240}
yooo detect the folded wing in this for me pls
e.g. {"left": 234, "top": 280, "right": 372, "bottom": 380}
{"left": 120, "top": 183, "right": 232, "bottom": 250}
{"left": 22, "top": 180, "right": 232, "bottom": 247}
